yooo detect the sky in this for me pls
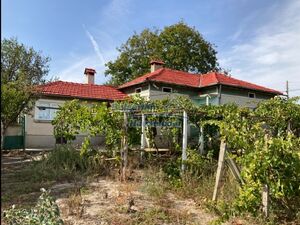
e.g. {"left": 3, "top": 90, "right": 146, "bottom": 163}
{"left": 2, "top": 0, "right": 300, "bottom": 97}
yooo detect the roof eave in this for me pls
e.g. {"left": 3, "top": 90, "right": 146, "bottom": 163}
{"left": 40, "top": 93, "right": 126, "bottom": 101}
{"left": 217, "top": 84, "right": 283, "bottom": 95}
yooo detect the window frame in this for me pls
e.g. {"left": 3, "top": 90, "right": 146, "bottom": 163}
{"left": 35, "top": 101, "right": 61, "bottom": 122}
{"left": 248, "top": 92, "right": 256, "bottom": 98}
{"left": 135, "top": 87, "right": 142, "bottom": 93}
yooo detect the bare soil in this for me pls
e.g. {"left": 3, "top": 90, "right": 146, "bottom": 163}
{"left": 1, "top": 151, "right": 249, "bottom": 225}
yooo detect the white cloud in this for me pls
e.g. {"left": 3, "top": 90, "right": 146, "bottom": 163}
{"left": 219, "top": 0, "right": 300, "bottom": 97}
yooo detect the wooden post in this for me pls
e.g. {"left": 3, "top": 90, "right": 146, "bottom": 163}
{"left": 121, "top": 112, "right": 128, "bottom": 182}
{"left": 226, "top": 157, "right": 244, "bottom": 185}
{"left": 262, "top": 184, "right": 269, "bottom": 217}
{"left": 212, "top": 140, "right": 226, "bottom": 201}
{"left": 182, "top": 111, "right": 188, "bottom": 171}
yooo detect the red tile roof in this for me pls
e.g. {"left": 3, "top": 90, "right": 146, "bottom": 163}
{"left": 118, "top": 68, "right": 282, "bottom": 95}
{"left": 38, "top": 81, "right": 127, "bottom": 101}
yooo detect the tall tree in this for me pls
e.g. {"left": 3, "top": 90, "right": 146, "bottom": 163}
{"left": 1, "top": 38, "right": 50, "bottom": 149}
{"left": 105, "top": 21, "right": 219, "bottom": 86}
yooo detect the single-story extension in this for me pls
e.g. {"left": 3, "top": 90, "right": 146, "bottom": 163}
{"left": 4, "top": 68, "right": 127, "bottom": 149}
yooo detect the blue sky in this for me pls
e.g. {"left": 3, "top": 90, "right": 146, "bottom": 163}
{"left": 3, "top": 0, "right": 300, "bottom": 97}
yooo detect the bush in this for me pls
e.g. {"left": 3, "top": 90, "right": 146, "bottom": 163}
{"left": 235, "top": 135, "right": 300, "bottom": 219}
{"left": 18, "top": 145, "right": 118, "bottom": 183}
{"left": 3, "top": 188, "right": 63, "bottom": 225}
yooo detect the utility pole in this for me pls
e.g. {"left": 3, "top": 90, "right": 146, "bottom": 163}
{"left": 286, "top": 80, "right": 289, "bottom": 99}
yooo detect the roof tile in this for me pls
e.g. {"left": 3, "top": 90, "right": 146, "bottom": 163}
{"left": 38, "top": 81, "right": 127, "bottom": 100}
{"left": 118, "top": 68, "right": 282, "bottom": 95}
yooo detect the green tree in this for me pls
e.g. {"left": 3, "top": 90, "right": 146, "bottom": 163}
{"left": 105, "top": 21, "right": 219, "bottom": 86}
{"left": 1, "top": 38, "right": 50, "bottom": 149}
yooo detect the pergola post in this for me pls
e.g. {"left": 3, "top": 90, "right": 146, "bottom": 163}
{"left": 140, "top": 113, "right": 146, "bottom": 164}
{"left": 212, "top": 140, "right": 226, "bottom": 201}
{"left": 182, "top": 110, "right": 188, "bottom": 171}
{"left": 121, "top": 112, "right": 128, "bottom": 182}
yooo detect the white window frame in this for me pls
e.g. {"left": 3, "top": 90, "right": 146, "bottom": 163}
{"left": 248, "top": 92, "right": 256, "bottom": 98}
{"left": 135, "top": 87, "right": 142, "bottom": 93}
{"left": 162, "top": 87, "right": 172, "bottom": 93}
{"left": 35, "top": 101, "right": 61, "bottom": 122}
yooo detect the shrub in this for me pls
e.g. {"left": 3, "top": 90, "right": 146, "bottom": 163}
{"left": 3, "top": 188, "right": 63, "bottom": 225}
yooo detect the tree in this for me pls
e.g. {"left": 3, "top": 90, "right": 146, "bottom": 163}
{"left": 105, "top": 21, "right": 219, "bottom": 86}
{"left": 1, "top": 38, "right": 50, "bottom": 149}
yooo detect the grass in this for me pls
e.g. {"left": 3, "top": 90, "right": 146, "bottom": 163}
{"left": 3, "top": 147, "right": 299, "bottom": 225}
{"left": 1, "top": 145, "right": 117, "bottom": 210}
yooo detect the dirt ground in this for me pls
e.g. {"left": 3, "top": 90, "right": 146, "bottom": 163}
{"left": 56, "top": 178, "right": 224, "bottom": 225}
{"left": 1, "top": 151, "right": 247, "bottom": 225}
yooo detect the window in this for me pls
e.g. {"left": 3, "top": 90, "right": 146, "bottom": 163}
{"left": 135, "top": 88, "right": 142, "bottom": 93}
{"left": 162, "top": 87, "right": 172, "bottom": 93}
{"left": 248, "top": 92, "right": 256, "bottom": 98}
{"left": 35, "top": 101, "right": 60, "bottom": 121}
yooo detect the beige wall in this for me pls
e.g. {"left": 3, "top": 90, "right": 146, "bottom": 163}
{"left": 25, "top": 98, "right": 105, "bottom": 149}
{"left": 6, "top": 125, "right": 22, "bottom": 136}
{"left": 123, "top": 83, "right": 150, "bottom": 100}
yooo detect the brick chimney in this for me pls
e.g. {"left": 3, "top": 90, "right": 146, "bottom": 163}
{"left": 84, "top": 68, "right": 96, "bottom": 84}
{"left": 150, "top": 60, "right": 164, "bottom": 73}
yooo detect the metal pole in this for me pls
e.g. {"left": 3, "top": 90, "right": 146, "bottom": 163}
{"left": 182, "top": 111, "right": 188, "bottom": 171}
{"left": 140, "top": 114, "right": 146, "bottom": 163}
{"left": 199, "top": 126, "right": 204, "bottom": 155}
{"left": 121, "top": 112, "right": 128, "bottom": 182}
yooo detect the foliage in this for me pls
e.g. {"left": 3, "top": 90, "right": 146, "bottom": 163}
{"left": 52, "top": 94, "right": 300, "bottom": 221}
{"left": 105, "top": 21, "right": 219, "bottom": 85}
{"left": 1, "top": 38, "right": 50, "bottom": 141}
{"left": 205, "top": 97, "right": 300, "bottom": 219}
{"left": 52, "top": 100, "right": 122, "bottom": 155}
{"left": 19, "top": 145, "right": 117, "bottom": 184}
{"left": 3, "top": 188, "right": 63, "bottom": 225}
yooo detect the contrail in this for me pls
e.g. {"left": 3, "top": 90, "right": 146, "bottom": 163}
{"left": 83, "top": 25, "right": 106, "bottom": 65}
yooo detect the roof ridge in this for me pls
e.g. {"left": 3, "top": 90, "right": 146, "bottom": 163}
{"left": 147, "top": 68, "right": 165, "bottom": 80}
{"left": 164, "top": 68, "right": 201, "bottom": 76}
{"left": 43, "top": 80, "right": 113, "bottom": 87}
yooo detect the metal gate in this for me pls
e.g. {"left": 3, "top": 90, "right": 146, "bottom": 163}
{"left": 3, "top": 116, "right": 25, "bottom": 150}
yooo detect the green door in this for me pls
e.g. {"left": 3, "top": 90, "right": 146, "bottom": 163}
{"left": 3, "top": 116, "right": 25, "bottom": 150}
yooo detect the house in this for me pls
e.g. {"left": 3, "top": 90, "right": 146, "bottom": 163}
{"left": 4, "top": 61, "right": 282, "bottom": 150}
{"left": 118, "top": 60, "right": 282, "bottom": 108}
{"left": 118, "top": 60, "right": 283, "bottom": 149}
{"left": 3, "top": 68, "right": 127, "bottom": 150}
